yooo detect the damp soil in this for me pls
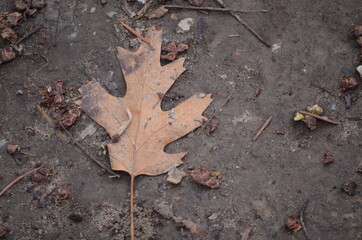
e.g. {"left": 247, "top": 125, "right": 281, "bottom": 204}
{"left": 0, "top": 0, "right": 362, "bottom": 239}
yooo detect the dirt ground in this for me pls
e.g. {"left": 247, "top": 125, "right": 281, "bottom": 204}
{"left": 1, "top": 0, "right": 361, "bottom": 239}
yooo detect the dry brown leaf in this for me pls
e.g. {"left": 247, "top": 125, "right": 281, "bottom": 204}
{"left": 145, "top": 6, "right": 168, "bottom": 19}
{"left": 78, "top": 25, "right": 212, "bottom": 239}
{"left": 189, "top": 168, "right": 222, "bottom": 188}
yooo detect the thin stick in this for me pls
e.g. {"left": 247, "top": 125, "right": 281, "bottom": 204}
{"left": 29, "top": 52, "right": 49, "bottom": 76}
{"left": 0, "top": 165, "right": 44, "bottom": 197}
{"left": 163, "top": 5, "right": 267, "bottom": 13}
{"left": 59, "top": 122, "right": 121, "bottom": 178}
{"left": 130, "top": 175, "right": 135, "bottom": 240}
{"left": 37, "top": 105, "right": 68, "bottom": 141}
{"left": 14, "top": 26, "right": 42, "bottom": 46}
{"left": 252, "top": 116, "right": 272, "bottom": 141}
{"left": 299, "top": 200, "right": 310, "bottom": 240}
{"left": 309, "top": 82, "right": 338, "bottom": 98}
{"left": 119, "top": 20, "right": 151, "bottom": 45}
{"left": 197, "top": 94, "right": 232, "bottom": 134}
{"left": 299, "top": 111, "right": 339, "bottom": 125}
{"left": 215, "top": 0, "right": 271, "bottom": 48}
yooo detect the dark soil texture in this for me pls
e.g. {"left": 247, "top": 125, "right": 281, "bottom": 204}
{"left": 1, "top": 0, "right": 361, "bottom": 239}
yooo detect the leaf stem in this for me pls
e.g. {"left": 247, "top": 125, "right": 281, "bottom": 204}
{"left": 130, "top": 175, "right": 135, "bottom": 240}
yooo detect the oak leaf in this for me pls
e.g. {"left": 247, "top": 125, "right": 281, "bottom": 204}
{"left": 78, "top": 25, "right": 212, "bottom": 239}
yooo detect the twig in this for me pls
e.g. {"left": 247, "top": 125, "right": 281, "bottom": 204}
{"left": 309, "top": 82, "right": 338, "bottom": 98}
{"left": 58, "top": 122, "right": 121, "bottom": 178}
{"left": 163, "top": 5, "right": 267, "bottom": 13}
{"left": 299, "top": 111, "right": 339, "bottom": 125}
{"left": 135, "top": 0, "right": 154, "bottom": 19}
{"left": 37, "top": 105, "right": 67, "bottom": 141}
{"left": 214, "top": 0, "right": 271, "bottom": 48}
{"left": 252, "top": 116, "right": 272, "bottom": 141}
{"left": 0, "top": 165, "right": 44, "bottom": 197}
{"left": 299, "top": 200, "right": 310, "bottom": 240}
{"left": 14, "top": 26, "right": 42, "bottom": 46}
{"left": 24, "top": 52, "right": 49, "bottom": 76}
{"left": 197, "top": 94, "right": 233, "bottom": 134}
{"left": 119, "top": 20, "right": 151, "bottom": 45}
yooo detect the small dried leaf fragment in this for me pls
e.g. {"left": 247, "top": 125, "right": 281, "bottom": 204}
{"left": 341, "top": 76, "right": 358, "bottom": 91}
{"left": 0, "top": 12, "right": 22, "bottom": 27}
{"left": 341, "top": 181, "right": 357, "bottom": 196}
{"left": 188, "top": 0, "right": 205, "bottom": 7}
{"left": 189, "top": 168, "right": 222, "bottom": 188}
{"left": 0, "top": 47, "right": 16, "bottom": 63}
{"left": 40, "top": 80, "right": 66, "bottom": 109}
{"left": 54, "top": 189, "right": 72, "bottom": 202}
{"left": 0, "top": 28, "right": 18, "bottom": 42}
{"left": 205, "top": 117, "right": 219, "bottom": 135}
{"left": 145, "top": 6, "right": 168, "bottom": 19}
{"left": 167, "top": 167, "right": 186, "bottom": 184}
{"left": 0, "top": 225, "right": 10, "bottom": 238}
{"left": 350, "top": 25, "right": 362, "bottom": 38}
{"left": 54, "top": 108, "right": 81, "bottom": 128}
{"left": 182, "top": 219, "right": 200, "bottom": 234}
{"left": 161, "top": 42, "right": 189, "bottom": 61}
{"left": 31, "top": 166, "right": 52, "bottom": 184}
{"left": 285, "top": 216, "right": 302, "bottom": 233}
{"left": 322, "top": 152, "right": 333, "bottom": 165}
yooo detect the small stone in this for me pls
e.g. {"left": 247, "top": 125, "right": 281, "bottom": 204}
{"left": 167, "top": 167, "right": 186, "bottom": 184}
{"left": 106, "top": 11, "right": 117, "bottom": 18}
{"left": 6, "top": 144, "right": 19, "bottom": 154}
{"left": 16, "top": 89, "right": 23, "bottom": 95}
{"left": 341, "top": 181, "right": 357, "bottom": 196}
{"left": 176, "top": 18, "right": 195, "bottom": 33}
{"left": 100, "top": 0, "right": 108, "bottom": 6}
{"left": 196, "top": 92, "right": 206, "bottom": 98}
{"left": 208, "top": 213, "right": 219, "bottom": 221}
{"left": 90, "top": 7, "right": 96, "bottom": 13}
{"left": 357, "top": 65, "right": 362, "bottom": 78}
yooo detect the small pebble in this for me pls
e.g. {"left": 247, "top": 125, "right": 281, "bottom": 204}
{"left": 16, "top": 89, "right": 23, "bottom": 95}
{"left": 90, "top": 7, "right": 96, "bottom": 13}
{"left": 69, "top": 214, "right": 83, "bottom": 222}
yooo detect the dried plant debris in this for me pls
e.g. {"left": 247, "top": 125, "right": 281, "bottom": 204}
{"left": 40, "top": 80, "right": 66, "bottom": 108}
{"left": 285, "top": 216, "right": 302, "bottom": 233}
{"left": 189, "top": 0, "right": 205, "bottom": 7}
{"left": 0, "top": 27, "right": 18, "bottom": 43}
{"left": 161, "top": 42, "right": 189, "bottom": 61}
{"left": 31, "top": 166, "right": 52, "bottom": 184}
{"left": 53, "top": 108, "right": 82, "bottom": 128}
{"left": 15, "top": 0, "right": 47, "bottom": 16}
{"left": 306, "top": 105, "right": 323, "bottom": 115}
{"left": 189, "top": 168, "right": 222, "bottom": 188}
{"left": 350, "top": 25, "right": 362, "bottom": 38}
{"left": 0, "top": 12, "right": 22, "bottom": 29}
{"left": 0, "top": 225, "right": 10, "bottom": 238}
{"left": 322, "top": 152, "right": 334, "bottom": 165}
{"left": 301, "top": 116, "right": 317, "bottom": 131}
{"left": 204, "top": 117, "right": 219, "bottom": 135}
{"left": 54, "top": 189, "right": 72, "bottom": 203}
{"left": 294, "top": 105, "right": 337, "bottom": 130}
{"left": 0, "top": 46, "right": 16, "bottom": 65}
{"left": 341, "top": 76, "right": 358, "bottom": 91}
{"left": 340, "top": 181, "right": 357, "bottom": 196}
{"left": 145, "top": 6, "right": 168, "bottom": 19}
